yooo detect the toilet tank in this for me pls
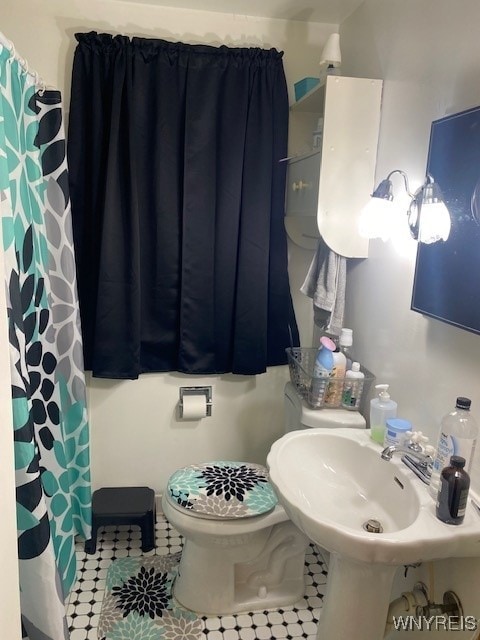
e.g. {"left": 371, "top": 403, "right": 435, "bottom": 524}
{"left": 284, "top": 382, "right": 366, "bottom": 432}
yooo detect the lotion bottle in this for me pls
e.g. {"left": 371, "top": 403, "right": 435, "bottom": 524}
{"left": 370, "top": 384, "right": 397, "bottom": 445}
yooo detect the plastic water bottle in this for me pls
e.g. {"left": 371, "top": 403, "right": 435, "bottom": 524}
{"left": 341, "top": 362, "right": 365, "bottom": 410}
{"left": 429, "top": 397, "right": 478, "bottom": 498}
{"left": 310, "top": 336, "right": 335, "bottom": 408}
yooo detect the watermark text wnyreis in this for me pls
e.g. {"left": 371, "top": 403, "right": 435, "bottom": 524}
{"left": 393, "top": 615, "right": 478, "bottom": 632}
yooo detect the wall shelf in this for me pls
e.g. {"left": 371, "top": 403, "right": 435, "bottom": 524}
{"left": 290, "top": 81, "right": 326, "bottom": 114}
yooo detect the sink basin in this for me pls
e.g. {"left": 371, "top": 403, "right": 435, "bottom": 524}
{"left": 271, "top": 430, "right": 420, "bottom": 535}
{"left": 267, "top": 428, "right": 480, "bottom": 640}
{"left": 267, "top": 427, "right": 480, "bottom": 565}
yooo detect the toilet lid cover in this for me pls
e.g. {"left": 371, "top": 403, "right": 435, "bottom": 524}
{"left": 166, "top": 461, "right": 278, "bottom": 519}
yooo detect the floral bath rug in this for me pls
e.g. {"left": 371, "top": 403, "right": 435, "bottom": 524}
{"left": 98, "top": 553, "right": 202, "bottom": 640}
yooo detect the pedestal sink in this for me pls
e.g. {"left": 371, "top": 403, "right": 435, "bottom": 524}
{"left": 267, "top": 428, "right": 480, "bottom": 640}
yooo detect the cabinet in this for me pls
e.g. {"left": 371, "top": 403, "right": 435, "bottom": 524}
{"left": 285, "top": 75, "right": 383, "bottom": 257}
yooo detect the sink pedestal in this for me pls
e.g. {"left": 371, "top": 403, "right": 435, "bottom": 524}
{"left": 317, "top": 554, "right": 397, "bottom": 640}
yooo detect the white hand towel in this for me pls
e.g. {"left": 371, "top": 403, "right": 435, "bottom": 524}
{"left": 300, "top": 239, "right": 346, "bottom": 336}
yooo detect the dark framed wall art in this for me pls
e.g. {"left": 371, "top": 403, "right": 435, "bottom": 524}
{"left": 411, "top": 105, "right": 480, "bottom": 335}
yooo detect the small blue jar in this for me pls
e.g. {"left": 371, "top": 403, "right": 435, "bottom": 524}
{"left": 384, "top": 418, "right": 412, "bottom": 447}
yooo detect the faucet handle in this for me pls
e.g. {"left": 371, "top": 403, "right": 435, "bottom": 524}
{"left": 410, "top": 431, "right": 428, "bottom": 444}
{"left": 405, "top": 430, "right": 418, "bottom": 444}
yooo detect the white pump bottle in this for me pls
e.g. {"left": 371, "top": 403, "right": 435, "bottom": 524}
{"left": 370, "top": 384, "right": 397, "bottom": 445}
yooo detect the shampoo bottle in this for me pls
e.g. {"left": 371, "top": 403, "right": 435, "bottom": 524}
{"left": 370, "top": 384, "right": 397, "bottom": 445}
{"left": 341, "top": 362, "right": 365, "bottom": 410}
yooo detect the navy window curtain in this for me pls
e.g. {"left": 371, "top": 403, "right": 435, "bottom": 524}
{"left": 67, "top": 32, "right": 299, "bottom": 379}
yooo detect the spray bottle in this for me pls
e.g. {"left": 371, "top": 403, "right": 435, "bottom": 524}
{"left": 370, "top": 384, "right": 397, "bottom": 445}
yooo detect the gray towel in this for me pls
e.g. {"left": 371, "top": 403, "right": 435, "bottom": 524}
{"left": 300, "top": 239, "right": 346, "bottom": 336}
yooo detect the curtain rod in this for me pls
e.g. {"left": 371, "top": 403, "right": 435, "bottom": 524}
{"left": 0, "top": 31, "right": 52, "bottom": 93}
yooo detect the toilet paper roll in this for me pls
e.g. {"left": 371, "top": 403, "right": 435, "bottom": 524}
{"left": 182, "top": 394, "right": 208, "bottom": 420}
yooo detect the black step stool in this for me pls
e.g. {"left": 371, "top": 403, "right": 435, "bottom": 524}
{"left": 85, "top": 486, "right": 156, "bottom": 554}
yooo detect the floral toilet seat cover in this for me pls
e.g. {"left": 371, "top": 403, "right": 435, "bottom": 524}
{"left": 166, "top": 461, "right": 278, "bottom": 519}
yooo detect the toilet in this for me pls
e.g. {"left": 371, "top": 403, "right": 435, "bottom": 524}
{"left": 283, "top": 381, "right": 366, "bottom": 431}
{"left": 162, "top": 382, "right": 366, "bottom": 615}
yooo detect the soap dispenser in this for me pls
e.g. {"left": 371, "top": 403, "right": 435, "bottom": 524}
{"left": 370, "top": 384, "right": 397, "bottom": 445}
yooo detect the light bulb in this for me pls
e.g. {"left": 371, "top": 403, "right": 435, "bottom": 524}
{"left": 358, "top": 198, "right": 394, "bottom": 241}
{"left": 418, "top": 201, "right": 451, "bottom": 244}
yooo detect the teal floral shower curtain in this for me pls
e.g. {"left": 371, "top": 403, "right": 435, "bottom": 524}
{"left": 0, "top": 40, "right": 91, "bottom": 639}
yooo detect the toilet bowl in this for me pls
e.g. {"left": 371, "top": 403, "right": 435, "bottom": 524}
{"left": 162, "top": 461, "right": 309, "bottom": 615}
{"left": 163, "top": 384, "right": 366, "bottom": 615}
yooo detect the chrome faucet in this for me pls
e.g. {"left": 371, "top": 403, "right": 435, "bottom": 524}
{"left": 381, "top": 432, "right": 436, "bottom": 484}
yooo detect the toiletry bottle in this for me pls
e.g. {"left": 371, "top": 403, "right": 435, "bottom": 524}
{"left": 339, "top": 328, "right": 354, "bottom": 370}
{"left": 312, "top": 117, "right": 324, "bottom": 149}
{"left": 429, "top": 397, "right": 478, "bottom": 498}
{"left": 310, "top": 336, "right": 335, "bottom": 408}
{"left": 370, "top": 384, "right": 397, "bottom": 445}
{"left": 383, "top": 418, "right": 412, "bottom": 447}
{"left": 324, "top": 347, "right": 347, "bottom": 407}
{"left": 341, "top": 362, "right": 365, "bottom": 410}
{"left": 436, "top": 455, "right": 470, "bottom": 525}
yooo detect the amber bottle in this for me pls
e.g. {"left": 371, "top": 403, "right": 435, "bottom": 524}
{"left": 436, "top": 455, "right": 470, "bottom": 525}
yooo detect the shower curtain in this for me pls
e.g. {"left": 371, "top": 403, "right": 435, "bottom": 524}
{"left": 0, "top": 40, "right": 91, "bottom": 639}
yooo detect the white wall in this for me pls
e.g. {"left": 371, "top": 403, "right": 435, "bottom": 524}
{"left": 340, "top": 0, "right": 480, "bottom": 494}
{"left": 0, "top": 0, "right": 330, "bottom": 492}
{"left": 340, "top": 0, "right": 480, "bottom": 624}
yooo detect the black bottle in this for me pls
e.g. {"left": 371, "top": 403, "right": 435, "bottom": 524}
{"left": 436, "top": 455, "right": 470, "bottom": 525}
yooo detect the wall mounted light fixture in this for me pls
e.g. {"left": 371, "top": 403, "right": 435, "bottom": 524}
{"left": 319, "top": 33, "right": 341, "bottom": 75}
{"left": 358, "top": 170, "right": 451, "bottom": 244}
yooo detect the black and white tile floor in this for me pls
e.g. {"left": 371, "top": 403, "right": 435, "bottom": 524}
{"left": 67, "top": 512, "right": 328, "bottom": 640}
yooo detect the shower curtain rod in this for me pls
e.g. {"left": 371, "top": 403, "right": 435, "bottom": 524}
{"left": 0, "top": 31, "right": 51, "bottom": 93}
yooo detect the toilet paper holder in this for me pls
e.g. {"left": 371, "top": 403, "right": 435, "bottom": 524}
{"left": 179, "top": 386, "right": 212, "bottom": 418}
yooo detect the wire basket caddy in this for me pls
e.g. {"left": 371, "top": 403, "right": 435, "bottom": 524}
{"left": 286, "top": 347, "right": 375, "bottom": 411}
